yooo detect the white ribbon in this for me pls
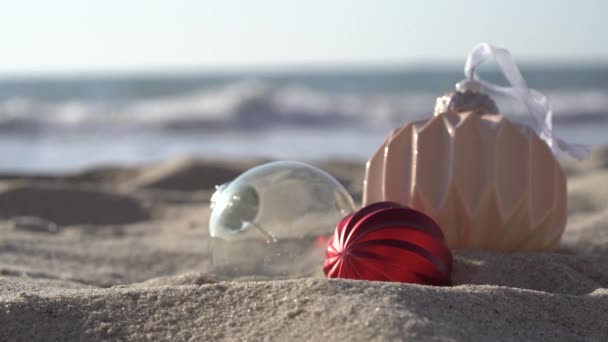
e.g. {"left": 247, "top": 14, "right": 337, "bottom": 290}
{"left": 458, "top": 42, "right": 590, "bottom": 160}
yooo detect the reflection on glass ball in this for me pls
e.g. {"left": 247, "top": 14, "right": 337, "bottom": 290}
{"left": 209, "top": 161, "right": 356, "bottom": 279}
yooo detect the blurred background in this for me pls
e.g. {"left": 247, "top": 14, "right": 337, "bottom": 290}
{"left": 0, "top": 0, "right": 606, "bottom": 172}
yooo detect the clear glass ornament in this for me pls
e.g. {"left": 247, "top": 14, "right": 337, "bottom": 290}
{"left": 209, "top": 161, "right": 356, "bottom": 279}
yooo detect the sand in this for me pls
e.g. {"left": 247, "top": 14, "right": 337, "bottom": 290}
{"left": 1, "top": 150, "right": 607, "bottom": 341}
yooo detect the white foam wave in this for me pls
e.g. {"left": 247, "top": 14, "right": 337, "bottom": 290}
{"left": 0, "top": 80, "right": 606, "bottom": 132}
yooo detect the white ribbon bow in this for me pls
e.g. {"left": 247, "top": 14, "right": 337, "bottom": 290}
{"left": 458, "top": 42, "right": 590, "bottom": 160}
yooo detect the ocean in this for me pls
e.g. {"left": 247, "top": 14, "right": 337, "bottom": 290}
{"left": 0, "top": 65, "right": 607, "bottom": 172}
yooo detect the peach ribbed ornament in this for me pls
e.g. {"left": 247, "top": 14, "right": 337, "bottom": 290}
{"left": 362, "top": 80, "right": 567, "bottom": 252}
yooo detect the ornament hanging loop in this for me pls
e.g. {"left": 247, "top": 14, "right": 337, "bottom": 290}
{"left": 460, "top": 42, "right": 590, "bottom": 160}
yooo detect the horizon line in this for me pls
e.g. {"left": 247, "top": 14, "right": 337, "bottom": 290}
{"left": 1, "top": 57, "right": 607, "bottom": 80}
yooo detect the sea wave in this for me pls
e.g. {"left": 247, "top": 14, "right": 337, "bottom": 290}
{"left": 0, "top": 79, "right": 606, "bottom": 133}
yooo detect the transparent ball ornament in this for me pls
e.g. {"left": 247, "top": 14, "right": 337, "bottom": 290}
{"left": 209, "top": 161, "right": 356, "bottom": 279}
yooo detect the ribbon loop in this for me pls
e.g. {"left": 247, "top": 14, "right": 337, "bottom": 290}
{"left": 462, "top": 42, "right": 590, "bottom": 160}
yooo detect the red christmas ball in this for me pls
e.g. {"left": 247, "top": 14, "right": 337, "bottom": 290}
{"left": 324, "top": 201, "right": 452, "bottom": 285}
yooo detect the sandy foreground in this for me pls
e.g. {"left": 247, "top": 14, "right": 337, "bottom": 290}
{"left": 0, "top": 149, "right": 607, "bottom": 341}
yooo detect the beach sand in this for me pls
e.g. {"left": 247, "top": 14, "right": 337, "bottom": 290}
{"left": 1, "top": 151, "right": 607, "bottom": 341}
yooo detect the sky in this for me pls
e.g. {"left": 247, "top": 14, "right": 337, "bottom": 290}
{"left": 0, "top": 0, "right": 606, "bottom": 75}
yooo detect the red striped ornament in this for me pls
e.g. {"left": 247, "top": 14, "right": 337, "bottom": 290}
{"left": 324, "top": 202, "right": 452, "bottom": 285}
